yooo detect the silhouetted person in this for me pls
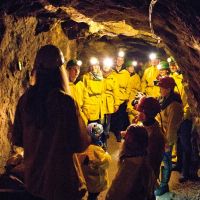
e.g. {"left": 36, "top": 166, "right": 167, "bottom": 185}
{"left": 136, "top": 96, "right": 165, "bottom": 200}
{"left": 106, "top": 125, "right": 154, "bottom": 200}
{"left": 12, "top": 45, "right": 91, "bottom": 200}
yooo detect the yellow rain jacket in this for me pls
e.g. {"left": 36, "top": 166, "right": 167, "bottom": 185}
{"left": 78, "top": 145, "right": 111, "bottom": 193}
{"left": 170, "top": 72, "right": 184, "bottom": 101}
{"left": 112, "top": 69, "right": 131, "bottom": 105}
{"left": 126, "top": 73, "right": 141, "bottom": 123}
{"left": 69, "top": 81, "right": 88, "bottom": 125}
{"left": 141, "top": 65, "right": 160, "bottom": 98}
{"left": 102, "top": 71, "right": 120, "bottom": 115}
{"left": 170, "top": 73, "right": 191, "bottom": 120}
{"left": 83, "top": 73, "right": 104, "bottom": 121}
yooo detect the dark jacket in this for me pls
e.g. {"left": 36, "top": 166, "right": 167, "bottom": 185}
{"left": 12, "top": 88, "right": 90, "bottom": 200}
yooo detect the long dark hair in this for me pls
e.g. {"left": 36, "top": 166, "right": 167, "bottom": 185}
{"left": 25, "top": 45, "right": 65, "bottom": 129}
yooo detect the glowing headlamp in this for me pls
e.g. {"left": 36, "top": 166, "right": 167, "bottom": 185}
{"left": 157, "top": 64, "right": 162, "bottom": 70}
{"left": 149, "top": 53, "right": 157, "bottom": 60}
{"left": 103, "top": 57, "right": 113, "bottom": 68}
{"left": 90, "top": 57, "right": 99, "bottom": 65}
{"left": 132, "top": 61, "right": 138, "bottom": 67}
{"left": 167, "top": 57, "right": 172, "bottom": 63}
{"left": 77, "top": 60, "right": 82, "bottom": 66}
{"left": 118, "top": 51, "right": 125, "bottom": 58}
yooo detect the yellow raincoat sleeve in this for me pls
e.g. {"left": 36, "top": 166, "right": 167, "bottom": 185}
{"left": 113, "top": 70, "right": 131, "bottom": 103}
{"left": 113, "top": 78, "right": 121, "bottom": 108}
{"left": 122, "top": 71, "right": 131, "bottom": 102}
{"left": 166, "top": 102, "right": 183, "bottom": 145}
{"left": 76, "top": 81, "right": 89, "bottom": 125}
{"left": 141, "top": 70, "right": 148, "bottom": 94}
{"left": 126, "top": 74, "right": 141, "bottom": 113}
{"left": 83, "top": 74, "right": 87, "bottom": 86}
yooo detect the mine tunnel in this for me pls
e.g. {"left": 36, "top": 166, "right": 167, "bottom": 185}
{"left": 0, "top": 0, "right": 200, "bottom": 200}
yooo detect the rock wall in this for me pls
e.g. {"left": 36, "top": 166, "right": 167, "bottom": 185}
{"left": 0, "top": 14, "right": 76, "bottom": 173}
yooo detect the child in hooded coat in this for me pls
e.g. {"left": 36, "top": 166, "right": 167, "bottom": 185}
{"left": 78, "top": 122, "right": 111, "bottom": 200}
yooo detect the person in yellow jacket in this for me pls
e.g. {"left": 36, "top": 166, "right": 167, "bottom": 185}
{"left": 110, "top": 55, "right": 131, "bottom": 142}
{"left": 169, "top": 61, "right": 188, "bottom": 163}
{"left": 82, "top": 57, "right": 104, "bottom": 123}
{"left": 78, "top": 122, "right": 111, "bottom": 200}
{"left": 155, "top": 76, "right": 183, "bottom": 196}
{"left": 175, "top": 93, "right": 194, "bottom": 183}
{"left": 141, "top": 56, "right": 160, "bottom": 98}
{"left": 169, "top": 61, "right": 186, "bottom": 106}
{"left": 125, "top": 61, "right": 141, "bottom": 123}
{"left": 66, "top": 59, "right": 88, "bottom": 125}
{"left": 101, "top": 58, "right": 120, "bottom": 144}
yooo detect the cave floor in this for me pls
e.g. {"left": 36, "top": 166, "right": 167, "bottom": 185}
{"left": 93, "top": 133, "right": 200, "bottom": 200}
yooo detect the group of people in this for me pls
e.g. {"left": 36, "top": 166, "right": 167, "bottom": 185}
{"left": 11, "top": 44, "right": 199, "bottom": 200}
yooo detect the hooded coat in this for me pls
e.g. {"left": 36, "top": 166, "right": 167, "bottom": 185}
{"left": 83, "top": 72, "right": 104, "bottom": 121}
{"left": 112, "top": 69, "right": 131, "bottom": 104}
{"left": 126, "top": 73, "right": 141, "bottom": 123}
{"left": 102, "top": 70, "right": 120, "bottom": 115}
{"left": 78, "top": 144, "right": 111, "bottom": 193}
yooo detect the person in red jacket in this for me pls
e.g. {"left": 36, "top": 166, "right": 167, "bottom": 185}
{"left": 136, "top": 96, "right": 165, "bottom": 200}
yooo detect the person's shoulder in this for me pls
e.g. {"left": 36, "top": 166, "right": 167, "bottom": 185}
{"left": 49, "top": 89, "right": 75, "bottom": 105}
{"left": 131, "top": 73, "right": 140, "bottom": 80}
{"left": 83, "top": 73, "right": 90, "bottom": 78}
{"left": 17, "top": 87, "right": 33, "bottom": 105}
{"left": 76, "top": 80, "right": 84, "bottom": 87}
{"left": 121, "top": 69, "right": 129, "bottom": 74}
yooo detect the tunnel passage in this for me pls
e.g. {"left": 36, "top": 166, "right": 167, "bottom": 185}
{"left": 0, "top": 0, "right": 199, "bottom": 187}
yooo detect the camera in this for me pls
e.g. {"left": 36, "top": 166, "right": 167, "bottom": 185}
{"left": 153, "top": 80, "right": 159, "bottom": 86}
{"left": 131, "top": 92, "right": 145, "bottom": 106}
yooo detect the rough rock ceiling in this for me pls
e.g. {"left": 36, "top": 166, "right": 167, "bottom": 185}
{"left": 0, "top": 0, "right": 168, "bottom": 62}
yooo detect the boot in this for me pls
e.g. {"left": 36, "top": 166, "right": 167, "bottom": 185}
{"left": 154, "top": 166, "right": 170, "bottom": 196}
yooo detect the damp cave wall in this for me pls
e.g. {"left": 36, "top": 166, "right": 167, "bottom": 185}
{"left": 0, "top": 15, "right": 77, "bottom": 173}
